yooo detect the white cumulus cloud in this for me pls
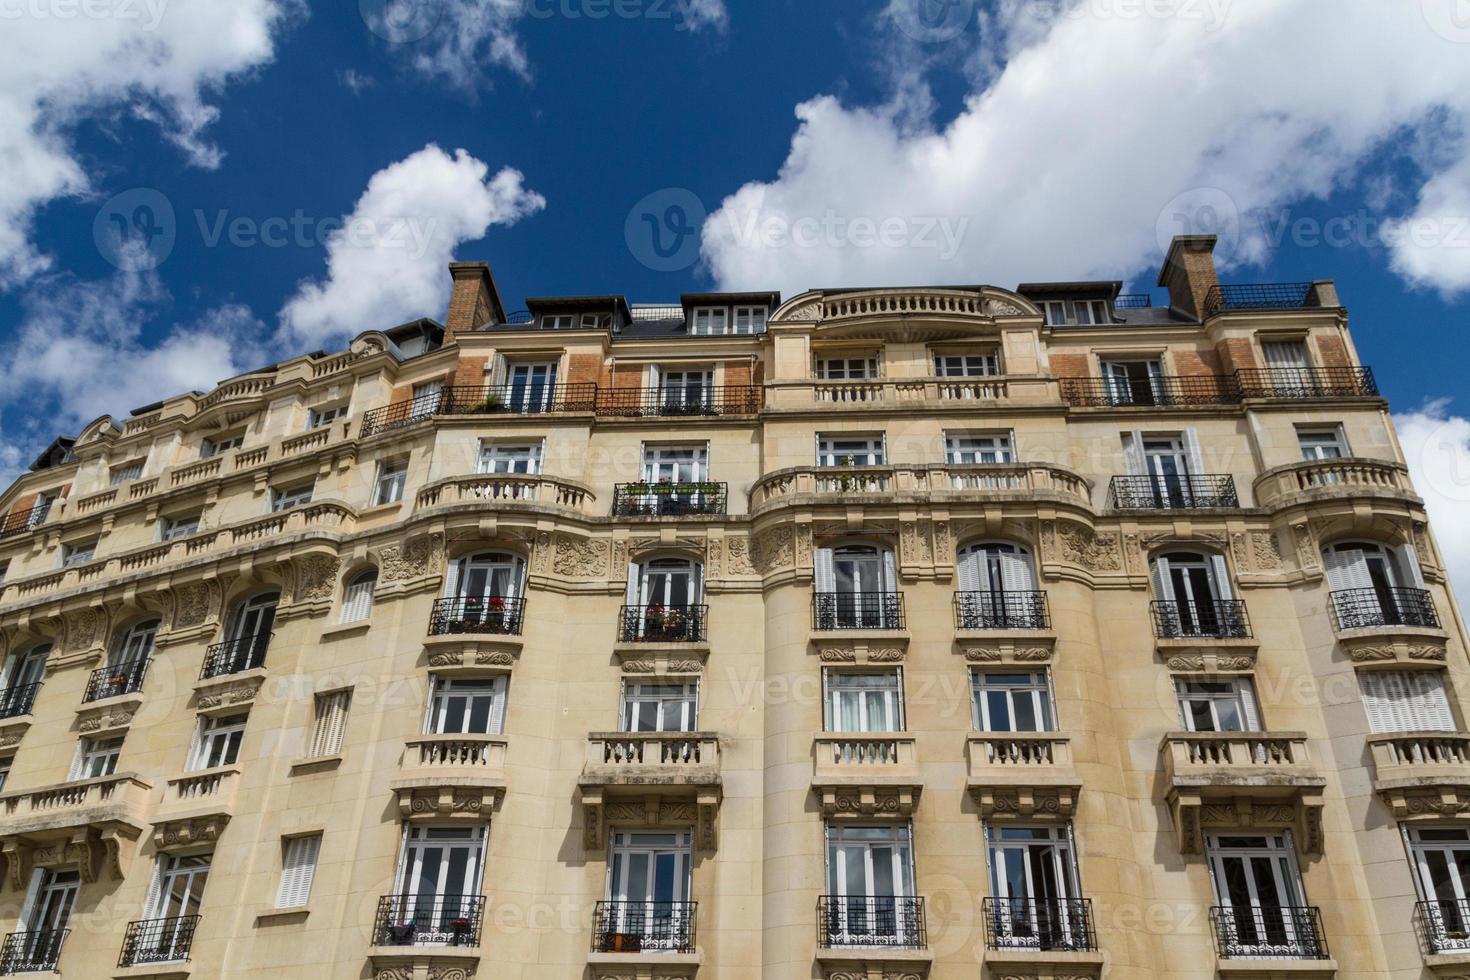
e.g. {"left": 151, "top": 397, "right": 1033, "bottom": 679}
{"left": 277, "top": 145, "right": 546, "bottom": 346}
{"left": 0, "top": 0, "right": 298, "bottom": 285}
{"left": 1397, "top": 403, "right": 1470, "bottom": 615}
{"left": 702, "top": 0, "right": 1470, "bottom": 297}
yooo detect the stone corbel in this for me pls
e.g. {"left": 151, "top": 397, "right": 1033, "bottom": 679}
{"left": 818, "top": 786, "right": 919, "bottom": 819}
{"left": 582, "top": 788, "right": 605, "bottom": 850}
{"left": 1, "top": 837, "right": 31, "bottom": 891}
{"left": 153, "top": 815, "right": 229, "bottom": 853}
{"left": 970, "top": 786, "right": 1077, "bottom": 821}
{"left": 393, "top": 786, "right": 502, "bottom": 822}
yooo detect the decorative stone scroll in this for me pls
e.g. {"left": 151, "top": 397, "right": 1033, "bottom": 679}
{"left": 581, "top": 790, "right": 720, "bottom": 851}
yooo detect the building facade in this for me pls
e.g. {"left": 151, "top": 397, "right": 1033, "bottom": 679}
{"left": 0, "top": 234, "right": 1462, "bottom": 980}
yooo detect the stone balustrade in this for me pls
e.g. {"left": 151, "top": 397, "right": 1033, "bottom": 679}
{"left": 415, "top": 474, "right": 595, "bottom": 513}
{"left": 751, "top": 463, "right": 1091, "bottom": 513}
{"left": 1254, "top": 457, "right": 1418, "bottom": 510}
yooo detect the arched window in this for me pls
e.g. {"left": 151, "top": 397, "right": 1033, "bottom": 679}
{"left": 814, "top": 544, "right": 899, "bottom": 629}
{"left": 340, "top": 570, "right": 377, "bottom": 624}
{"left": 436, "top": 553, "right": 526, "bottom": 635}
{"left": 1322, "top": 541, "right": 1433, "bottom": 628}
{"left": 623, "top": 558, "right": 705, "bottom": 641}
{"left": 0, "top": 643, "right": 49, "bottom": 717}
{"left": 207, "top": 592, "right": 279, "bottom": 678}
{"left": 90, "top": 620, "right": 160, "bottom": 701}
{"left": 1149, "top": 552, "right": 1245, "bottom": 637}
{"left": 956, "top": 542, "right": 1043, "bottom": 628}
{"left": 111, "top": 620, "right": 159, "bottom": 666}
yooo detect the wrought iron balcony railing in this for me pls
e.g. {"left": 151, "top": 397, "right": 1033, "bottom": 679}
{"left": 1418, "top": 899, "right": 1470, "bottom": 953}
{"left": 611, "top": 483, "right": 728, "bottom": 517}
{"left": 1235, "top": 366, "right": 1378, "bottom": 399}
{"left": 0, "top": 506, "right": 48, "bottom": 540}
{"left": 619, "top": 604, "right": 708, "bottom": 643}
{"left": 373, "top": 893, "right": 485, "bottom": 947}
{"left": 1204, "top": 282, "right": 1314, "bottom": 314}
{"left": 118, "top": 915, "right": 200, "bottom": 967}
{"left": 199, "top": 634, "right": 271, "bottom": 680}
{"left": 1059, "top": 375, "right": 1241, "bottom": 407}
{"left": 0, "top": 929, "right": 68, "bottom": 974}
{"left": 428, "top": 596, "right": 526, "bottom": 636}
{"left": 983, "top": 898, "right": 1097, "bottom": 952}
{"left": 817, "top": 896, "right": 926, "bottom": 949}
{"left": 592, "top": 900, "right": 697, "bottom": 953}
{"left": 954, "top": 591, "right": 1050, "bottom": 630}
{"left": 84, "top": 656, "right": 151, "bottom": 702}
{"left": 0, "top": 683, "right": 40, "bottom": 720}
{"left": 1210, "top": 905, "right": 1327, "bottom": 959}
{"left": 1110, "top": 474, "right": 1239, "bottom": 509}
{"left": 1329, "top": 587, "right": 1438, "bottom": 630}
{"left": 359, "top": 383, "right": 599, "bottom": 436}
{"left": 596, "top": 385, "right": 762, "bottom": 418}
{"left": 1150, "top": 599, "right": 1251, "bottom": 639}
{"left": 813, "top": 592, "right": 905, "bottom": 631}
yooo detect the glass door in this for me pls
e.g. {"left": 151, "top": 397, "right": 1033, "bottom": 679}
{"left": 507, "top": 363, "right": 558, "bottom": 413}
{"left": 642, "top": 446, "right": 709, "bottom": 514}
{"left": 957, "top": 543, "right": 1036, "bottom": 626}
{"left": 825, "top": 824, "right": 915, "bottom": 946}
{"left": 1143, "top": 437, "right": 1192, "bottom": 507}
{"left": 986, "top": 825, "right": 1080, "bottom": 949}
{"left": 393, "top": 826, "right": 486, "bottom": 945}
{"left": 658, "top": 369, "right": 712, "bottom": 414}
{"left": 1, "top": 644, "right": 48, "bottom": 715}
{"left": 1103, "top": 360, "right": 1162, "bottom": 406}
{"left": 638, "top": 559, "right": 698, "bottom": 608}
{"left": 17, "top": 869, "right": 77, "bottom": 969}
{"left": 144, "top": 854, "right": 210, "bottom": 962}
{"left": 1262, "top": 341, "right": 1313, "bottom": 392}
{"left": 1206, "top": 834, "right": 1311, "bottom": 956}
{"left": 1324, "top": 542, "right": 1404, "bottom": 624}
{"left": 227, "top": 594, "right": 277, "bottom": 671}
{"left": 1157, "top": 554, "right": 1222, "bottom": 635}
{"left": 607, "top": 830, "right": 692, "bottom": 949}
{"left": 448, "top": 553, "right": 522, "bottom": 629}
{"left": 833, "top": 546, "right": 885, "bottom": 628}
{"left": 1409, "top": 827, "right": 1470, "bottom": 950}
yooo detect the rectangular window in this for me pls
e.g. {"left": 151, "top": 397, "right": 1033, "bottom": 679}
{"left": 621, "top": 681, "right": 698, "bottom": 733}
{"left": 972, "top": 672, "right": 1054, "bottom": 732}
{"left": 815, "top": 357, "right": 878, "bottom": 380}
{"left": 691, "top": 307, "right": 728, "bottom": 335}
{"left": 580, "top": 313, "right": 601, "bottom": 330}
{"left": 0, "top": 756, "right": 11, "bottom": 792}
{"left": 817, "top": 435, "right": 886, "bottom": 467}
{"left": 409, "top": 381, "right": 444, "bottom": 418}
{"left": 933, "top": 353, "right": 999, "bottom": 376}
{"left": 61, "top": 540, "right": 97, "bottom": 567}
{"left": 309, "top": 690, "right": 352, "bottom": 757}
{"left": 478, "top": 442, "right": 543, "bottom": 475}
{"left": 71, "top": 735, "right": 123, "bottom": 780}
{"left": 275, "top": 834, "right": 322, "bottom": 909}
{"left": 1175, "top": 678, "right": 1259, "bottom": 732}
{"left": 1100, "top": 360, "right": 1163, "bottom": 406}
{"left": 426, "top": 676, "right": 507, "bottom": 735}
{"left": 308, "top": 404, "right": 348, "bottom": 429}
{"left": 1361, "top": 671, "right": 1456, "bottom": 733}
{"left": 161, "top": 513, "right": 202, "bottom": 542}
{"left": 188, "top": 713, "right": 247, "bottom": 770}
{"left": 732, "top": 306, "right": 767, "bottom": 334}
{"left": 1042, "top": 299, "right": 1110, "bottom": 326}
{"left": 200, "top": 432, "right": 245, "bottom": 459}
{"left": 825, "top": 671, "right": 903, "bottom": 733}
{"left": 824, "top": 823, "right": 915, "bottom": 946}
{"left": 945, "top": 432, "right": 1014, "bottom": 465}
{"left": 146, "top": 852, "right": 211, "bottom": 928}
{"left": 110, "top": 460, "right": 145, "bottom": 485}
{"left": 19, "top": 867, "right": 78, "bottom": 965}
{"left": 985, "top": 823, "right": 1083, "bottom": 949}
{"left": 271, "top": 483, "right": 315, "bottom": 512}
{"left": 541, "top": 314, "right": 575, "bottom": 329}
{"left": 339, "top": 574, "right": 376, "bottom": 624}
{"left": 1297, "top": 427, "right": 1347, "bottom": 460}
{"left": 373, "top": 461, "right": 407, "bottom": 505}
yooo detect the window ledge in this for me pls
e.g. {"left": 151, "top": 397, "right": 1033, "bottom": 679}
{"left": 255, "top": 908, "right": 310, "bottom": 926}
{"left": 358, "top": 501, "right": 404, "bottom": 519}
{"left": 320, "top": 620, "right": 371, "bottom": 640}
{"left": 288, "top": 754, "right": 343, "bottom": 776}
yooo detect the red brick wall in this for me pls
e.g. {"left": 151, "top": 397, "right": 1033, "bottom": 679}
{"left": 1214, "top": 338, "right": 1259, "bottom": 374}
{"left": 1172, "top": 348, "right": 1223, "bottom": 378}
{"left": 7, "top": 494, "right": 36, "bottom": 519}
{"left": 566, "top": 353, "right": 605, "bottom": 388}
{"left": 1049, "top": 353, "right": 1090, "bottom": 378}
{"left": 1315, "top": 334, "right": 1351, "bottom": 367}
{"left": 723, "top": 361, "right": 753, "bottom": 387}
{"left": 452, "top": 357, "right": 491, "bottom": 389}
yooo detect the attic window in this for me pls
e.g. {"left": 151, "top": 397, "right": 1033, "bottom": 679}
{"left": 580, "top": 313, "right": 601, "bottom": 329}
{"left": 542, "top": 314, "right": 575, "bottom": 330}
{"left": 110, "top": 460, "right": 145, "bottom": 485}
{"left": 1042, "top": 299, "right": 1111, "bottom": 326}
{"left": 690, "top": 308, "right": 728, "bottom": 335}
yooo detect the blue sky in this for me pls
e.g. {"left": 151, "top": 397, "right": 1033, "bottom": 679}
{"left": 3, "top": 0, "right": 1470, "bottom": 587}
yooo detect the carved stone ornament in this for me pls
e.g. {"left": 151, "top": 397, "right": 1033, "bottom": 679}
{"left": 170, "top": 579, "right": 221, "bottom": 630}
{"left": 725, "top": 534, "right": 756, "bottom": 575}
{"left": 1058, "top": 523, "right": 1121, "bottom": 571}
{"left": 63, "top": 608, "right": 101, "bottom": 653}
{"left": 152, "top": 816, "right": 229, "bottom": 852}
{"left": 1168, "top": 789, "right": 1324, "bottom": 856}
{"left": 380, "top": 534, "right": 445, "bottom": 583}
{"left": 1251, "top": 531, "right": 1284, "bottom": 569}
{"left": 751, "top": 526, "right": 794, "bottom": 573}
{"left": 581, "top": 789, "right": 719, "bottom": 851}
{"left": 553, "top": 534, "right": 610, "bottom": 578}
{"left": 294, "top": 553, "right": 340, "bottom": 602}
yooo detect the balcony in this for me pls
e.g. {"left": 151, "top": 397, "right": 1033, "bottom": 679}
{"left": 1254, "top": 457, "right": 1415, "bottom": 514}
{"left": 611, "top": 482, "right": 728, "bottom": 517}
{"left": 983, "top": 897, "right": 1097, "bottom": 952}
{"left": 817, "top": 896, "right": 926, "bottom": 950}
{"left": 1150, "top": 599, "right": 1251, "bottom": 639}
{"left": 372, "top": 894, "right": 485, "bottom": 948}
{"left": 1210, "top": 905, "right": 1328, "bottom": 961}
{"left": 0, "top": 683, "right": 39, "bottom": 720}
{"left": 153, "top": 766, "right": 241, "bottom": 844}
{"left": 0, "top": 773, "right": 151, "bottom": 882}
{"left": 1160, "top": 732, "right": 1325, "bottom": 855}
{"left": 1419, "top": 899, "right": 1470, "bottom": 955}
{"left": 0, "top": 929, "right": 67, "bottom": 975}
{"left": 1060, "top": 375, "right": 1240, "bottom": 408}
{"left": 359, "top": 383, "right": 599, "bottom": 437}
{"left": 0, "top": 507, "right": 47, "bottom": 541}
{"left": 1109, "top": 474, "right": 1239, "bottom": 510}
{"left": 84, "top": 656, "right": 150, "bottom": 702}
{"left": 966, "top": 734, "right": 1081, "bottom": 819}
{"left": 428, "top": 597, "right": 526, "bottom": 637}
{"left": 579, "top": 733, "right": 721, "bottom": 849}
{"left": 591, "top": 900, "right": 697, "bottom": 953}
{"left": 1237, "top": 366, "right": 1378, "bottom": 400}
{"left": 954, "top": 591, "right": 1050, "bottom": 630}
{"left": 813, "top": 592, "right": 905, "bottom": 632}
{"left": 390, "top": 735, "right": 508, "bottom": 821}
{"left": 1368, "top": 732, "right": 1470, "bottom": 817}
{"left": 414, "top": 474, "right": 594, "bottom": 512}
{"left": 118, "top": 915, "right": 200, "bottom": 968}
{"left": 749, "top": 463, "right": 1092, "bottom": 513}
{"left": 1330, "top": 587, "right": 1438, "bottom": 631}
{"left": 619, "top": 605, "right": 708, "bottom": 643}
{"left": 805, "top": 376, "right": 1015, "bottom": 406}
{"left": 595, "top": 385, "right": 761, "bottom": 418}
{"left": 1204, "top": 281, "right": 1315, "bottom": 315}
{"left": 199, "top": 634, "right": 270, "bottom": 680}
{"left": 812, "top": 734, "right": 921, "bottom": 817}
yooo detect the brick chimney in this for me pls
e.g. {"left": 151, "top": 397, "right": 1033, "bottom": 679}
{"left": 1157, "top": 235, "right": 1219, "bottom": 319}
{"left": 445, "top": 262, "right": 507, "bottom": 339}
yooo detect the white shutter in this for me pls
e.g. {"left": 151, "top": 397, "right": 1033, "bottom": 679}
{"left": 443, "top": 557, "right": 463, "bottom": 599}
{"left": 957, "top": 548, "right": 981, "bottom": 592}
{"left": 311, "top": 691, "right": 350, "bottom": 757}
{"left": 509, "top": 556, "right": 526, "bottom": 599}
{"left": 1237, "top": 678, "right": 1261, "bottom": 732}
{"left": 184, "top": 718, "right": 208, "bottom": 771}
{"left": 1183, "top": 428, "right": 1205, "bottom": 477}
{"left": 339, "top": 575, "right": 375, "bottom": 624}
{"left": 1360, "top": 672, "right": 1452, "bottom": 732}
{"left": 999, "top": 549, "right": 1035, "bottom": 592}
{"left": 67, "top": 741, "right": 86, "bottom": 781}
{"left": 1399, "top": 542, "right": 1427, "bottom": 588}
{"left": 692, "top": 562, "right": 704, "bottom": 603}
{"left": 1208, "top": 554, "right": 1234, "bottom": 601}
{"left": 625, "top": 563, "right": 641, "bottom": 605}
{"left": 276, "top": 834, "right": 322, "bottom": 908}
{"left": 1123, "top": 431, "right": 1146, "bottom": 475}
{"left": 487, "top": 676, "right": 508, "bottom": 735}
{"left": 1150, "top": 556, "right": 1174, "bottom": 601}
{"left": 1326, "top": 546, "right": 1374, "bottom": 592}
{"left": 142, "top": 857, "right": 167, "bottom": 919}
{"left": 15, "top": 868, "right": 43, "bottom": 929}
{"left": 881, "top": 549, "right": 898, "bottom": 591}
{"left": 1410, "top": 673, "right": 1455, "bottom": 731}
{"left": 648, "top": 364, "right": 661, "bottom": 393}
{"left": 815, "top": 548, "right": 835, "bottom": 592}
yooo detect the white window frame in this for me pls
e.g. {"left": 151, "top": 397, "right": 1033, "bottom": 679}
{"left": 61, "top": 540, "right": 97, "bottom": 567}
{"left": 271, "top": 482, "right": 315, "bottom": 512}
{"left": 373, "top": 460, "right": 408, "bottom": 505}
{"left": 1175, "top": 678, "right": 1260, "bottom": 732}
{"left": 71, "top": 735, "right": 123, "bottom": 780}
{"left": 111, "top": 619, "right": 159, "bottom": 667}
{"left": 691, "top": 307, "right": 728, "bottom": 335}
{"left": 933, "top": 352, "right": 999, "bottom": 377}
{"left": 307, "top": 404, "right": 348, "bottom": 430}
{"left": 425, "top": 675, "right": 508, "bottom": 735}
{"left": 1297, "top": 426, "right": 1347, "bottom": 460}
{"left": 477, "top": 442, "right": 544, "bottom": 475}
{"left": 824, "top": 670, "right": 904, "bottom": 733}
{"left": 815, "top": 356, "right": 879, "bottom": 380}
{"left": 620, "top": 680, "right": 698, "bottom": 733}
{"left": 732, "top": 306, "right": 767, "bottom": 334}
{"left": 1042, "top": 299, "right": 1110, "bottom": 326}
{"left": 945, "top": 432, "right": 1014, "bottom": 465}
{"left": 971, "top": 671, "right": 1055, "bottom": 732}
{"left": 275, "top": 834, "right": 322, "bottom": 909}
{"left": 110, "top": 460, "right": 145, "bottom": 485}
{"left": 340, "top": 570, "right": 377, "bottom": 624}
{"left": 308, "top": 689, "right": 352, "bottom": 758}
{"left": 160, "top": 513, "right": 202, "bottom": 542}
{"left": 200, "top": 432, "right": 245, "bottom": 459}
{"left": 541, "top": 313, "right": 575, "bottom": 330}
{"left": 817, "top": 435, "right": 886, "bottom": 467}
{"left": 188, "top": 713, "right": 247, "bottom": 771}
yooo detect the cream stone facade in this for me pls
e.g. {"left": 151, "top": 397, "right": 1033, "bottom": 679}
{"left": 0, "top": 235, "right": 1462, "bottom": 980}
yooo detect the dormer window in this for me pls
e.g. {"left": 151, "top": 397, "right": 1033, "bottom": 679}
{"left": 579, "top": 313, "right": 601, "bottom": 329}
{"left": 733, "top": 306, "right": 767, "bottom": 334}
{"left": 1042, "top": 299, "right": 1111, "bottom": 326}
{"left": 691, "top": 308, "right": 728, "bottom": 335}
{"left": 542, "top": 314, "right": 575, "bottom": 330}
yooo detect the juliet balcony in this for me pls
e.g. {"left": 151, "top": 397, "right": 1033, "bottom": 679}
{"left": 619, "top": 604, "right": 708, "bottom": 643}
{"left": 1418, "top": 898, "right": 1470, "bottom": 956}
{"left": 812, "top": 734, "right": 922, "bottom": 818}
{"left": 372, "top": 893, "right": 486, "bottom": 948}
{"left": 199, "top": 634, "right": 270, "bottom": 680}
{"left": 1210, "top": 904, "right": 1329, "bottom": 963}
{"left": 578, "top": 733, "right": 721, "bottom": 849}
{"left": 813, "top": 592, "right": 905, "bottom": 632}
{"left": 1329, "top": 587, "right": 1438, "bottom": 632}
{"left": 428, "top": 596, "right": 526, "bottom": 637}
{"left": 1236, "top": 365, "right": 1378, "bottom": 399}
{"left": 953, "top": 591, "right": 1050, "bottom": 630}
{"left": 0, "top": 929, "right": 67, "bottom": 975}
{"left": 1150, "top": 599, "right": 1251, "bottom": 640}
{"left": 1109, "top": 474, "right": 1239, "bottom": 510}
{"left": 83, "top": 656, "right": 150, "bottom": 702}
{"left": 360, "top": 383, "right": 599, "bottom": 437}
{"left": 591, "top": 900, "right": 697, "bottom": 954}
{"left": 118, "top": 915, "right": 200, "bottom": 968}
{"left": 983, "top": 897, "right": 1097, "bottom": 953}
{"left": 611, "top": 482, "right": 727, "bottom": 518}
